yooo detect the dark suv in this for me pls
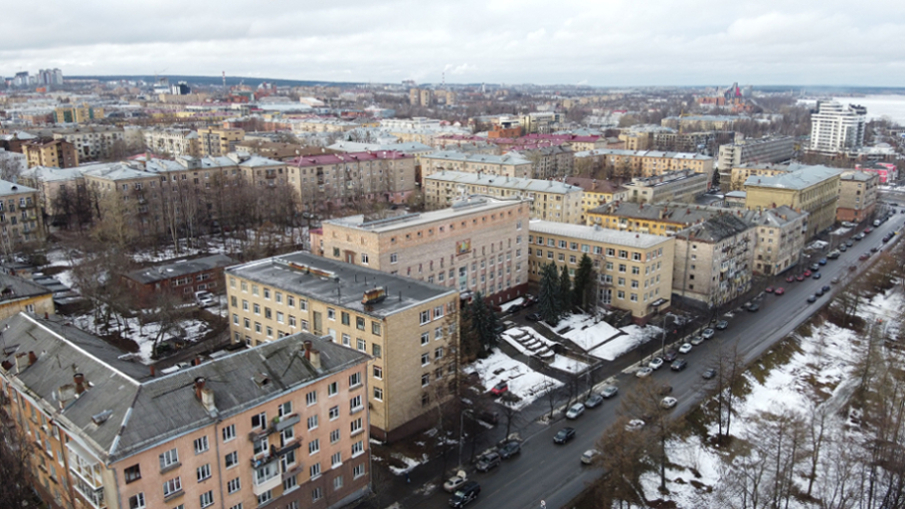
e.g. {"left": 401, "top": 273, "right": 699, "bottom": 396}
{"left": 475, "top": 452, "right": 501, "bottom": 472}
{"left": 449, "top": 481, "right": 481, "bottom": 507}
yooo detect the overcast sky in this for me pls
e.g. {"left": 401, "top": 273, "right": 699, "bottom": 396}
{"left": 2, "top": 0, "right": 903, "bottom": 87}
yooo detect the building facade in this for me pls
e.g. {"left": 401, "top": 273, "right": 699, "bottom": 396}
{"left": 527, "top": 221, "right": 674, "bottom": 322}
{"left": 53, "top": 104, "right": 104, "bottom": 124}
{"left": 0, "top": 180, "right": 44, "bottom": 248}
{"left": 751, "top": 206, "right": 808, "bottom": 275}
{"left": 563, "top": 177, "right": 627, "bottom": 224}
{"left": 420, "top": 151, "right": 533, "bottom": 179}
{"left": 809, "top": 101, "right": 867, "bottom": 154}
{"left": 121, "top": 254, "right": 237, "bottom": 306}
{"left": 23, "top": 138, "right": 79, "bottom": 168}
{"left": 837, "top": 170, "right": 879, "bottom": 223}
{"left": 225, "top": 252, "right": 459, "bottom": 441}
{"left": 0, "top": 273, "right": 54, "bottom": 320}
{"left": 574, "top": 148, "right": 713, "bottom": 178}
{"left": 717, "top": 136, "right": 795, "bottom": 170}
{"left": 727, "top": 163, "right": 791, "bottom": 192}
{"left": 586, "top": 201, "right": 732, "bottom": 236}
{"left": 143, "top": 128, "right": 201, "bottom": 157}
{"left": 287, "top": 151, "right": 416, "bottom": 209}
{"left": 621, "top": 169, "right": 709, "bottom": 204}
{"left": 423, "top": 170, "right": 583, "bottom": 224}
{"left": 51, "top": 126, "right": 125, "bottom": 162}
{"left": 0, "top": 314, "right": 372, "bottom": 509}
{"left": 743, "top": 164, "right": 843, "bottom": 238}
{"left": 199, "top": 127, "right": 245, "bottom": 157}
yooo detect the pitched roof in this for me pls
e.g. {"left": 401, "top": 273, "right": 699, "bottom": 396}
{"left": 0, "top": 179, "right": 37, "bottom": 196}
{"left": 0, "top": 273, "right": 52, "bottom": 303}
{"left": 124, "top": 254, "right": 237, "bottom": 285}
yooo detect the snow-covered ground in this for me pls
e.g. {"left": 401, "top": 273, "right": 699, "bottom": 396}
{"left": 70, "top": 311, "right": 212, "bottom": 363}
{"left": 499, "top": 297, "right": 524, "bottom": 313}
{"left": 464, "top": 348, "right": 563, "bottom": 410}
{"left": 548, "top": 356, "right": 589, "bottom": 374}
{"left": 545, "top": 313, "right": 622, "bottom": 351}
{"left": 589, "top": 324, "right": 660, "bottom": 361}
{"left": 388, "top": 452, "right": 429, "bottom": 475}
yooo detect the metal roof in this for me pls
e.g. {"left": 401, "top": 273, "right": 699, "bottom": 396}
{"left": 529, "top": 220, "right": 671, "bottom": 249}
{"left": 424, "top": 170, "right": 582, "bottom": 194}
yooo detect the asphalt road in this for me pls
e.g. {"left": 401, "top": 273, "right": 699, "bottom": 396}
{"left": 417, "top": 212, "right": 905, "bottom": 509}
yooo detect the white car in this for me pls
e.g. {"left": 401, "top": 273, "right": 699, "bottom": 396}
{"left": 195, "top": 291, "right": 215, "bottom": 307}
{"left": 690, "top": 336, "right": 704, "bottom": 346}
{"left": 565, "top": 403, "right": 586, "bottom": 420}
{"left": 635, "top": 367, "right": 653, "bottom": 378}
{"left": 443, "top": 471, "right": 468, "bottom": 492}
{"left": 581, "top": 449, "right": 600, "bottom": 465}
{"left": 701, "top": 328, "right": 715, "bottom": 339}
{"left": 678, "top": 343, "right": 693, "bottom": 354}
{"left": 625, "top": 419, "right": 646, "bottom": 431}
{"left": 660, "top": 396, "right": 678, "bottom": 409}
{"left": 648, "top": 357, "right": 664, "bottom": 370}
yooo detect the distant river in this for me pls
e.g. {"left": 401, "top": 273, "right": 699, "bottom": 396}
{"left": 833, "top": 95, "right": 905, "bottom": 125}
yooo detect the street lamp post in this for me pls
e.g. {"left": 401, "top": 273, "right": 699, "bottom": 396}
{"left": 660, "top": 314, "right": 678, "bottom": 356}
{"left": 457, "top": 409, "right": 472, "bottom": 468}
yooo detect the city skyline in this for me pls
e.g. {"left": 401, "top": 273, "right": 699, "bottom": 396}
{"left": 2, "top": 0, "right": 904, "bottom": 86}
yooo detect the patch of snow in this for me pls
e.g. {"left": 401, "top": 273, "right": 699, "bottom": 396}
{"left": 499, "top": 297, "right": 524, "bottom": 312}
{"left": 545, "top": 313, "right": 621, "bottom": 351}
{"left": 588, "top": 324, "right": 661, "bottom": 361}
{"left": 548, "top": 356, "right": 589, "bottom": 374}
{"left": 463, "top": 348, "right": 562, "bottom": 410}
{"left": 388, "top": 453, "right": 428, "bottom": 475}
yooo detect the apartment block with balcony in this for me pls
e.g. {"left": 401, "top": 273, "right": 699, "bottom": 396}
{"left": 317, "top": 196, "right": 531, "bottom": 304}
{"left": 0, "top": 180, "right": 44, "bottom": 247}
{"left": 421, "top": 151, "right": 533, "bottom": 179}
{"left": 53, "top": 103, "right": 104, "bottom": 124}
{"left": 0, "top": 313, "right": 372, "bottom": 509}
{"left": 143, "top": 128, "right": 201, "bottom": 157}
{"left": 423, "top": 170, "right": 583, "bottom": 224}
{"left": 527, "top": 221, "right": 674, "bottom": 323}
{"left": 198, "top": 127, "right": 245, "bottom": 157}
{"left": 23, "top": 138, "right": 79, "bottom": 168}
{"left": 809, "top": 101, "right": 867, "bottom": 154}
{"left": 51, "top": 126, "right": 125, "bottom": 163}
{"left": 837, "top": 171, "right": 879, "bottom": 223}
{"left": 743, "top": 164, "right": 843, "bottom": 238}
{"left": 751, "top": 206, "right": 808, "bottom": 275}
{"left": 621, "top": 169, "right": 710, "bottom": 204}
{"left": 563, "top": 177, "right": 627, "bottom": 224}
{"left": 225, "top": 252, "right": 459, "bottom": 442}
{"left": 717, "top": 136, "right": 795, "bottom": 171}
{"left": 287, "top": 151, "right": 416, "bottom": 209}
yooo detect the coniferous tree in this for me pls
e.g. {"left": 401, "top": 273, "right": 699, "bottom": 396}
{"left": 559, "top": 264, "right": 572, "bottom": 318}
{"left": 538, "top": 262, "right": 560, "bottom": 325}
{"left": 573, "top": 254, "right": 595, "bottom": 310}
{"left": 468, "top": 292, "right": 499, "bottom": 354}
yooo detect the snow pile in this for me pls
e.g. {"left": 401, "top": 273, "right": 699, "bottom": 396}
{"left": 547, "top": 313, "right": 622, "bottom": 351}
{"left": 464, "top": 348, "right": 562, "bottom": 410}
{"left": 499, "top": 297, "right": 524, "bottom": 313}
{"left": 589, "top": 324, "right": 661, "bottom": 361}
{"left": 548, "top": 356, "right": 589, "bottom": 374}
{"left": 388, "top": 452, "right": 428, "bottom": 475}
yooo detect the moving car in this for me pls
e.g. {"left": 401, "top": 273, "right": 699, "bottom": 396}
{"left": 774, "top": 287, "right": 785, "bottom": 296}
{"left": 477, "top": 411, "right": 499, "bottom": 426}
{"left": 490, "top": 381, "right": 509, "bottom": 396}
{"left": 635, "top": 367, "right": 653, "bottom": 378}
{"left": 601, "top": 385, "right": 619, "bottom": 398}
{"left": 565, "top": 403, "right": 586, "bottom": 420}
{"left": 702, "top": 368, "right": 717, "bottom": 380}
{"left": 497, "top": 441, "right": 521, "bottom": 459}
{"left": 625, "top": 419, "right": 646, "bottom": 432}
{"left": 813, "top": 273, "right": 822, "bottom": 279}
{"left": 584, "top": 393, "right": 604, "bottom": 408}
{"left": 475, "top": 452, "right": 501, "bottom": 472}
{"left": 671, "top": 359, "right": 688, "bottom": 371}
{"left": 581, "top": 449, "right": 600, "bottom": 465}
{"left": 449, "top": 481, "right": 481, "bottom": 508}
{"left": 715, "top": 320, "right": 729, "bottom": 330}
{"left": 553, "top": 427, "right": 576, "bottom": 444}
{"left": 660, "top": 396, "right": 678, "bottom": 409}
{"left": 702, "top": 328, "right": 716, "bottom": 339}
{"left": 678, "top": 343, "right": 693, "bottom": 354}
{"left": 648, "top": 357, "right": 664, "bottom": 370}
{"left": 444, "top": 472, "right": 469, "bottom": 492}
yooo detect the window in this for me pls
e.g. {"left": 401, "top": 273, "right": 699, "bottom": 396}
{"left": 421, "top": 332, "right": 430, "bottom": 345}
{"left": 421, "top": 353, "right": 430, "bottom": 366}
{"left": 194, "top": 436, "right": 209, "bottom": 454}
{"left": 159, "top": 448, "right": 179, "bottom": 470}
{"left": 299, "top": 299, "right": 307, "bottom": 311}
{"left": 312, "top": 487, "right": 323, "bottom": 502}
{"left": 256, "top": 491, "right": 272, "bottom": 506}
{"left": 334, "top": 476, "right": 344, "bottom": 490}
{"left": 373, "top": 365, "right": 383, "bottom": 379}
{"left": 263, "top": 288, "right": 270, "bottom": 300}
{"left": 327, "top": 381, "right": 338, "bottom": 396}
{"left": 163, "top": 477, "right": 182, "bottom": 497}
{"left": 197, "top": 464, "right": 211, "bottom": 482}
{"left": 253, "top": 437, "right": 268, "bottom": 455}
{"left": 281, "top": 450, "right": 297, "bottom": 473}
{"left": 372, "top": 344, "right": 382, "bottom": 358}
{"left": 281, "top": 427, "right": 295, "bottom": 447}
{"left": 283, "top": 475, "right": 298, "bottom": 492}
{"left": 350, "top": 395, "right": 363, "bottom": 413}
{"left": 331, "top": 451, "right": 342, "bottom": 468}
{"left": 224, "top": 451, "right": 238, "bottom": 468}
{"left": 310, "top": 463, "right": 322, "bottom": 479}
{"left": 331, "top": 429, "right": 341, "bottom": 444}
{"left": 230, "top": 504, "right": 244, "bottom": 509}
{"left": 309, "top": 439, "right": 320, "bottom": 455}
{"left": 374, "top": 386, "right": 383, "bottom": 400}
{"left": 354, "top": 463, "right": 366, "bottom": 479}
{"left": 251, "top": 412, "right": 266, "bottom": 430}
{"left": 327, "top": 308, "right": 335, "bottom": 320}
{"left": 306, "top": 391, "right": 317, "bottom": 406}
{"left": 420, "top": 310, "right": 430, "bottom": 325}
{"left": 124, "top": 464, "right": 141, "bottom": 483}
{"left": 356, "top": 338, "right": 366, "bottom": 352}
{"left": 227, "top": 477, "right": 241, "bottom": 494}
{"left": 287, "top": 295, "right": 295, "bottom": 307}
{"left": 349, "top": 372, "right": 362, "bottom": 387}
{"left": 352, "top": 440, "right": 364, "bottom": 457}
{"left": 435, "top": 347, "right": 444, "bottom": 360}
{"left": 253, "top": 303, "right": 260, "bottom": 315}
{"left": 422, "top": 373, "right": 430, "bottom": 387}
{"left": 199, "top": 491, "right": 213, "bottom": 508}
{"left": 128, "top": 493, "right": 146, "bottom": 509}
{"left": 372, "top": 322, "right": 381, "bottom": 335}
{"left": 351, "top": 418, "right": 363, "bottom": 435}
{"left": 222, "top": 424, "right": 236, "bottom": 442}
{"left": 308, "top": 415, "right": 319, "bottom": 430}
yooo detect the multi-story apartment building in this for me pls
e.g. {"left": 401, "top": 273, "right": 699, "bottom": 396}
{"left": 199, "top": 127, "right": 245, "bottom": 157}
{"left": 238, "top": 140, "right": 336, "bottom": 162}
{"left": 53, "top": 103, "right": 104, "bottom": 124}
{"left": 51, "top": 126, "right": 125, "bottom": 162}
{"left": 0, "top": 273, "right": 54, "bottom": 319}
{"left": 18, "top": 166, "right": 85, "bottom": 219}
{"left": 673, "top": 213, "right": 755, "bottom": 307}
{"left": 23, "top": 138, "right": 79, "bottom": 168}
{"left": 423, "top": 170, "right": 583, "bottom": 223}
{"left": 587, "top": 201, "right": 735, "bottom": 236}
{"left": 316, "top": 196, "right": 530, "bottom": 304}
{"left": 328, "top": 141, "right": 434, "bottom": 168}
{"left": 287, "top": 151, "right": 416, "bottom": 208}
{"left": 837, "top": 170, "right": 879, "bottom": 223}
{"left": 421, "top": 151, "right": 533, "bottom": 179}
{"left": 519, "top": 112, "right": 563, "bottom": 134}
{"left": 717, "top": 136, "right": 794, "bottom": 170}
{"left": 652, "top": 131, "right": 734, "bottom": 154}
{"left": 564, "top": 177, "right": 627, "bottom": 224}
{"left": 143, "top": 127, "right": 201, "bottom": 157}
{"left": 121, "top": 253, "right": 236, "bottom": 306}
{"left": 514, "top": 145, "right": 574, "bottom": 179}
{"left": 0, "top": 179, "right": 43, "bottom": 248}
{"left": 661, "top": 115, "right": 737, "bottom": 131}
{"left": 0, "top": 313, "right": 371, "bottom": 509}
{"left": 743, "top": 164, "right": 843, "bottom": 237}
{"left": 727, "top": 162, "right": 792, "bottom": 192}
{"left": 751, "top": 206, "right": 808, "bottom": 275}
{"left": 809, "top": 101, "right": 867, "bottom": 154}
{"left": 527, "top": 221, "right": 674, "bottom": 323}
{"left": 621, "top": 169, "right": 710, "bottom": 204}
{"left": 574, "top": 148, "right": 713, "bottom": 178}
{"left": 226, "top": 252, "right": 459, "bottom": 441}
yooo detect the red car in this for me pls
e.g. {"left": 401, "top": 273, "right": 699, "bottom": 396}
{"left": 785, "top": 275, "right": 795, "bottom": 283}
{"left": 804, "top": 270, "right": 812, "bottom": 277}
{"left": 859, "top": 254, "right": 870, "bottom": 261}
{"left": 796, "top": 275, "right": 805, "bottom": 282}
{"left": 491, "top": 381, "right": 509, "bottom": 395}
{"left": 774, "top": 287, "right": 785, "bottom": 295}
{"left": 765, "top": 286, "right": 774, "bottom": 293}
{"left": 864, "top": 227, "right": 873, "bottom": 234}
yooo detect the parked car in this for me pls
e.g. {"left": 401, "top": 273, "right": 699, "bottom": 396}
{"left": 475, "top": 452, "right": 501, "bottom": 472}
{"left": 565, "top": 403, "right": 586, "bottom": 420}
{"left": 498, "top": 441, "right": 521, "bottom": 459}
{"left": 671, "top": 359, "right": 688, "bottom": 371}
{"left": 859, "top": 254, "right": 870, "bottom": 261}
{"left": 839, "top": 245, "right": 848, "bottom": 252}
{"left": 765, "top": 286, "right": 774, "bottom": 293}
{"left": 625, "top": 419, "right": 646, "bottom": 432}
{"left": 195, "top": 291, "right": 216, "bottom": 307}
{"left": 774, "top": 287, "right": 785, "bottom": 296}
{"left": 816, "top": 288, "right": 825, "bottom": 297}
{"left": 813, "top": 272, "right": 822, "bottom": 279}
{"left": 635, "top": 367, "right": 653, "bottom": 378}
{"left": 490, "top": 381, "right": 509, "bottom": 396}
{"left": 581, "top": 449, "right": 600, "bottom": 465}
{"left": 553, "top": 427, "right": 576, "bottom": 444}
{"left": 785, "top": 275, "right": 796, "bottom": 283}
{"left": 660, "top": 396, "right": 678, "bottom": 409}
{"left": 702, "top": 368, "right": 717, "bottom": 380}
{"left": 804, "top": 270, "right": 812, "bottom": 277}
{"left": 871, "top": 246, "right": 880, "bottom": 253}
{"left": 819, "top": 258, "right": 828, "bottom": 265}
{"left": 827, "top": 251, "right": 840, "bottom": 259}
{"left": 663, "top": 349, "right": 679, "bottom": 362}
{"left": 444, "top": 472, "right": 469, "bottom": 493}
{"left": 449, "top": 481, "right": 481, "bottom": 508}
{"left": 600, "top": 385, "right": 619, "bottom": 399}
{"left": 648, "top": 357, "right": 664, "bottom": 370}
{"left": 746, "top": 303, "right": 760, "bottom": 312}
{"left": 526, "top": 312, "right": 543, "bottom": 322}
{"left": 678, "top": 343, "right": 693, "bottom": 354}
{"left": 809, "top": 263, "right": 820, "bottom": 271}
{"left": 845, "top": 240, "right": 855, "bottom": 247}
{"left": 796, "top": 274, "right": 806, "bottom": 281}
{"left": 849, "top": 265, "right": 857, "bottom": 271}
{"left": 690, "top": 336, "right": 705, "bottom": 346}
{"left": 715, "top": 320, "right": 729, "bottom": 330}
{"left": 807, "top": 295, "right": 818, "bottom": 303}
{"left": 585, "top": 393, "right": 604, "bottom": 408}
{"left": 702, "top": 328, "right": 716, "bottom": 339}
{"left": 477, "top": 411, "right": 499, "bottom": 426}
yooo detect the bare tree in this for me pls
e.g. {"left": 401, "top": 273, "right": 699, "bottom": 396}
{"left": 0, "top": 408, "right": 42, "bottom": 508}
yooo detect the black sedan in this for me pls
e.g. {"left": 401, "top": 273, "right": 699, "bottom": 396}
{"left": 526, "top": 313, "right": 543, "bottom": 322}
{"left": 670, "top": 359, "right": 688, "bottom": 371}
{"left": 554, "top": 427, "right": 576, "bottom": 444}
{"left": 498, "top": 440, "right": 521, "bottom": 459}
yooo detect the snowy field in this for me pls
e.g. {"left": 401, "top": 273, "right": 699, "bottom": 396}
{"left": 70, "top": 311, "right": 212, "bottom": 363}
{"left": 545, "top": 313, "right": 622, "bottom": 351}
{"left": 589, "top": 324, "right": 660, "bottom": 361}
{"left": 464, "top": 348, "right": 563, "bottom": 410}
{"left": 548, "top": 355, "right": 589, "bottom": 373}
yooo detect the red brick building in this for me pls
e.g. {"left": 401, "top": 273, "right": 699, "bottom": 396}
{"left": 122, "top": 254, "right": 236, "bottom": 306}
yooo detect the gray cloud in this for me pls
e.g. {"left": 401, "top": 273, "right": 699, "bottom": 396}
{"left": 2, "top": 0, "right": 904, "bottom": 86}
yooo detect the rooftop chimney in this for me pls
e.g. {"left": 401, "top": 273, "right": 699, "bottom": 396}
{"left": 15, "top": 353, "right": 28, "bottom": 373}
{"left": 200, "top": 387, "right": 216, "bottom": 413}
{"left": 28, "top": 351, "right": 37, "bottom": 366}
{"left": 74, "top": 373, "right": 86, "bottom": 394}
{"left": 58, "top": 384, "right": 77, "bottom": 408}
{"left": 309, "top": 348, "right": 322, "bottom": 370}
{"left": 304, "top": 340, "right": 313, "bottom": 360}
{"left": 194, "top": 377, "right": 206, "bottom": 401}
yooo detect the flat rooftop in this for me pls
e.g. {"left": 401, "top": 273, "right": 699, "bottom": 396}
{"left": 424, "top": 170, "right": 582, "bottom": 194}
{"left": 325, "top": 196, "right": 526, "bottom": 233}
{"left": 529, "top": 220, "right": 670, "bottom": 249}
{"left": 226, "top": 251, "right": 456, "bottom": 318}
